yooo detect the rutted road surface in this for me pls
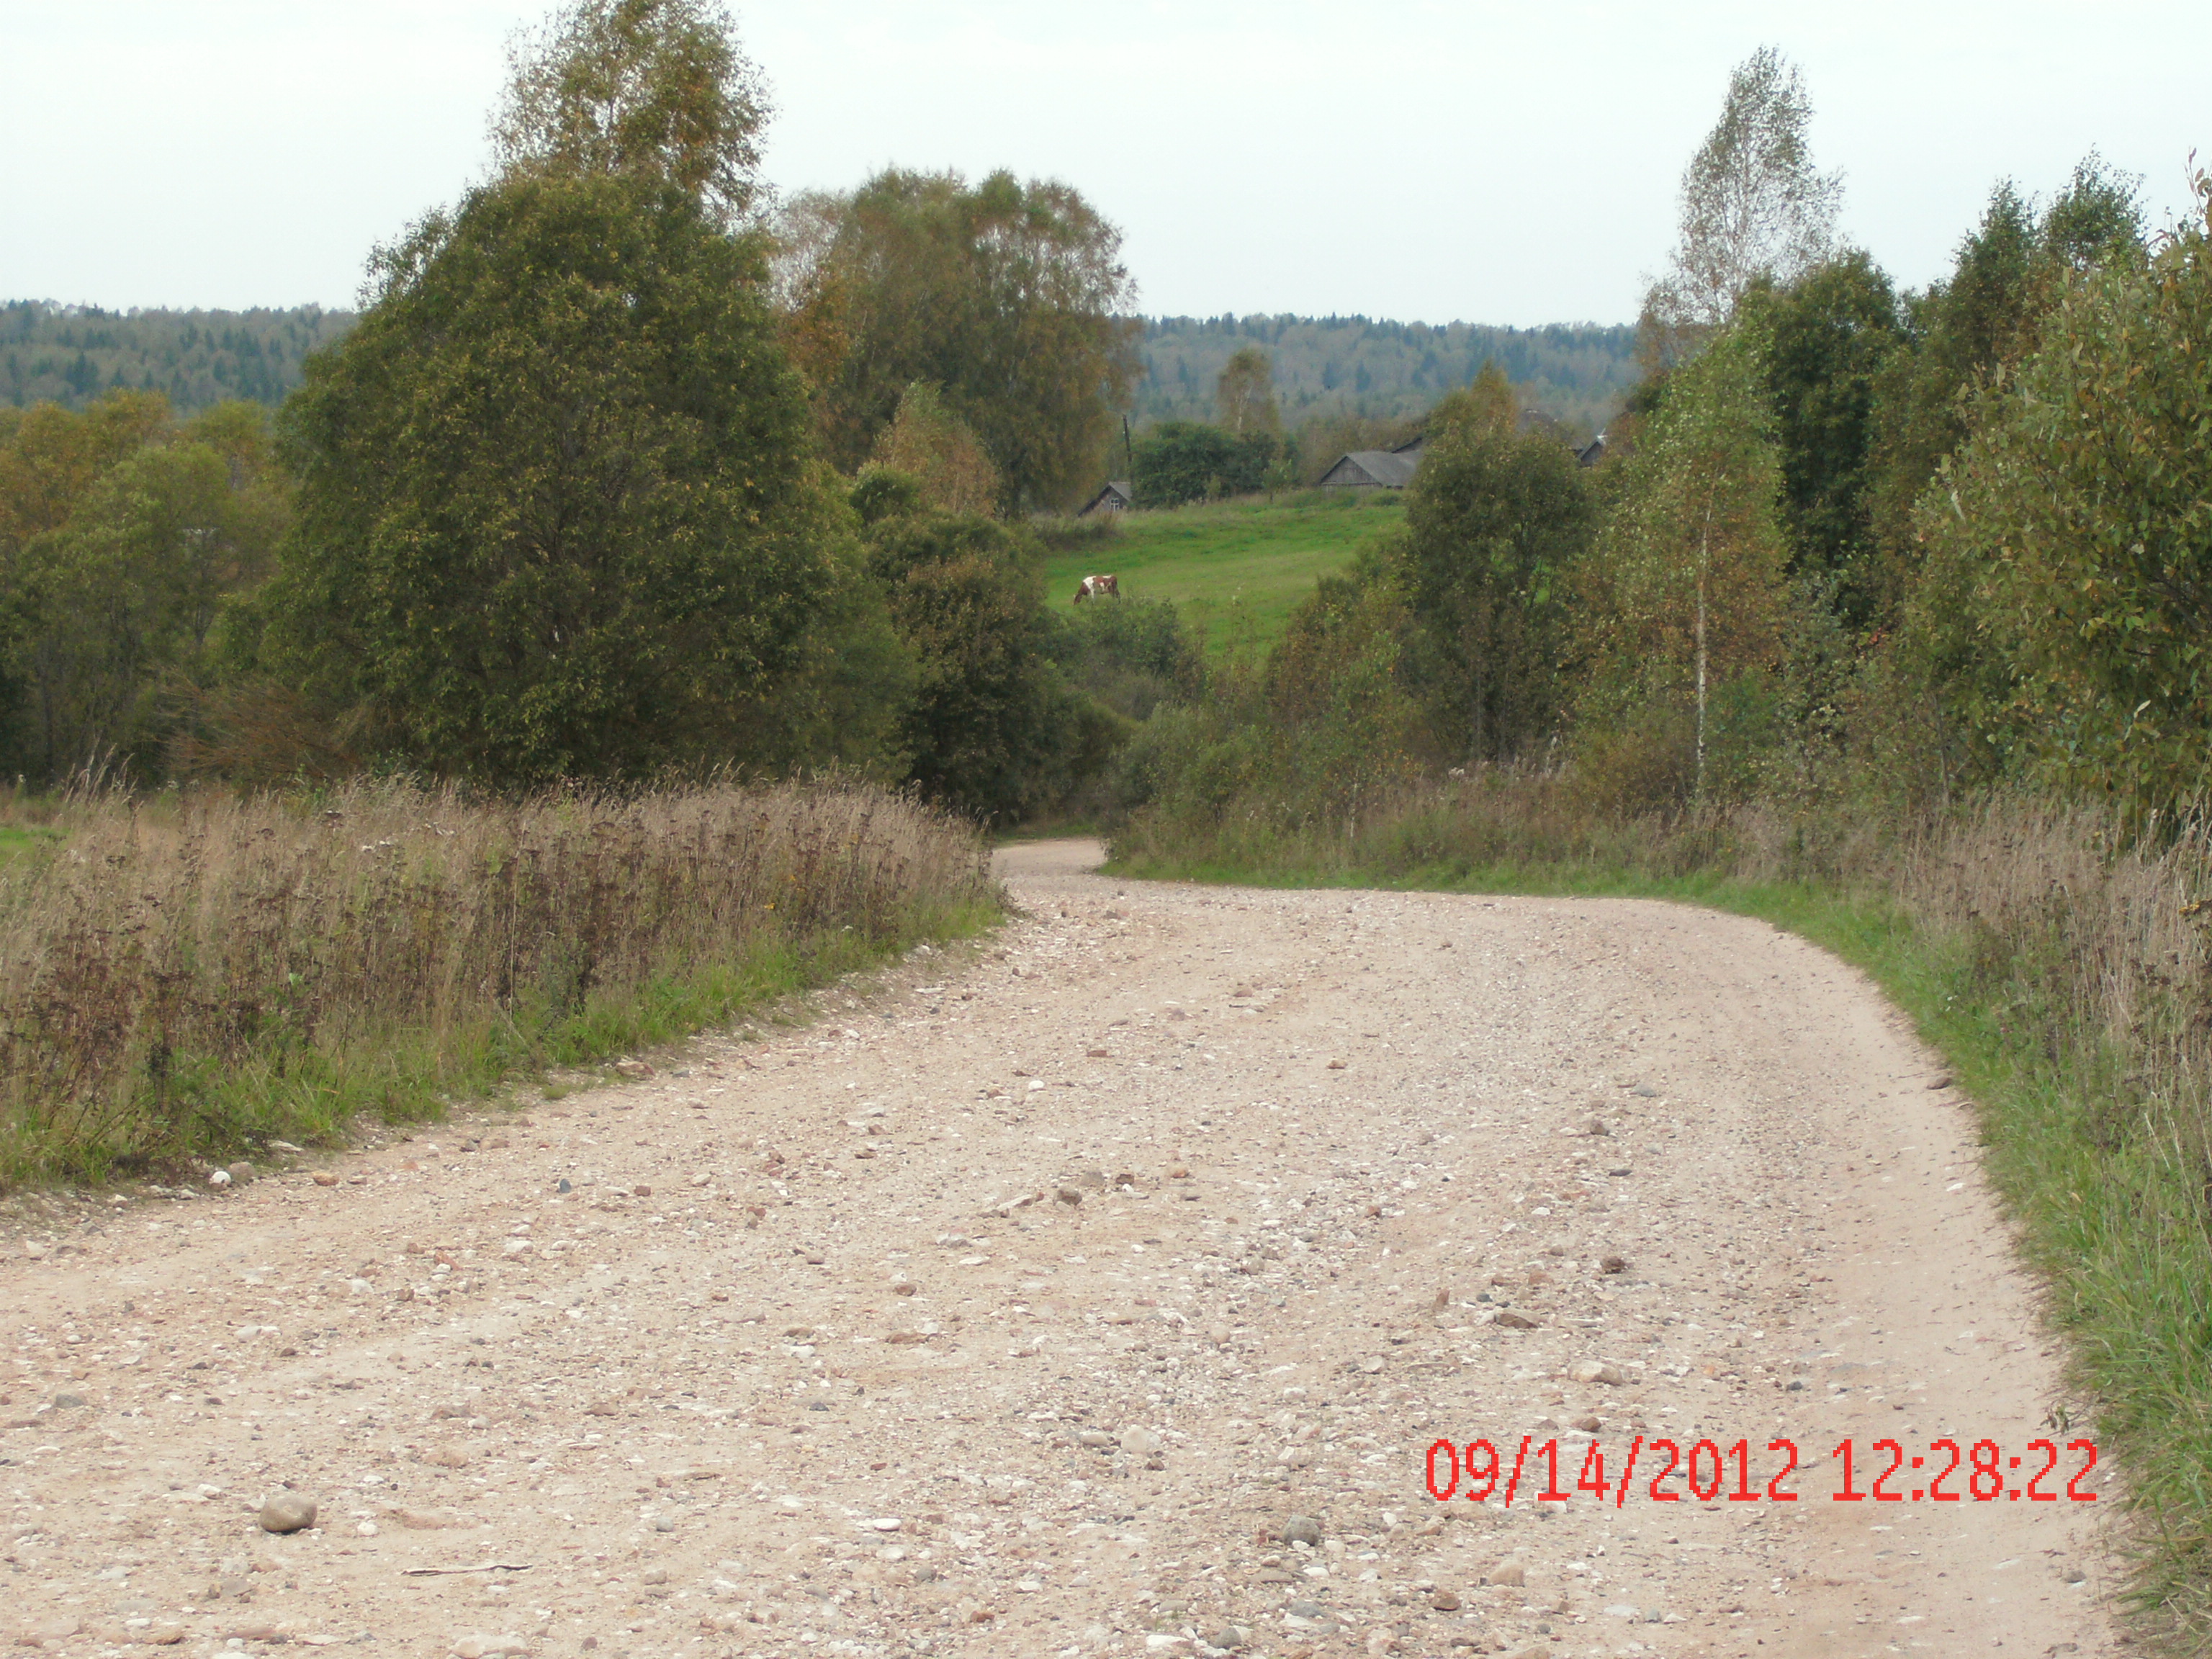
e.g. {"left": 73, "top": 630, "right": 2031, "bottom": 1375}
{"left": 3, "top": 839, "right": 2115, "bottom": 1659}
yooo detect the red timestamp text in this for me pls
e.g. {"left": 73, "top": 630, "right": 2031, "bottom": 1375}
{"left": 1424, "top": 1434, "right": 2100, "bottom": 1507}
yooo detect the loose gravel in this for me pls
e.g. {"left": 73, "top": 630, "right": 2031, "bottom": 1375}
{"left": 0, "top": 839, "right": 2114, "bottom": 1659}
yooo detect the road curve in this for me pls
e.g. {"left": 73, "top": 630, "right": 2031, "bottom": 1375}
{"left": 0, "top": 838, "right": 2113, "bottom": 1659}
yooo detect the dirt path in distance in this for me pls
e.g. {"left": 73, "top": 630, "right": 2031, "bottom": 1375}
{"left": 1, "top": 838, "right": 2116, "bottom": 1659}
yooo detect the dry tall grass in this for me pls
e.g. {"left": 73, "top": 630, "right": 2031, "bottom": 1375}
{"left": 0, "top": 778, "right": 994, "bottom": 1184}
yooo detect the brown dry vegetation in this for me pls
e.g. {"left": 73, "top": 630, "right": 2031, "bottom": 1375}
{"left": 0, "top": 778, "right": 995, "bottom": 1187}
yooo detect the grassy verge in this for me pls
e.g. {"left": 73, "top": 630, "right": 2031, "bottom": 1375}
{"left": 1039, "top": 492, "right": 1403, "bottom": 658}
{"left": 0, "top": 778, "right": 999, "bottom": 1188}
{"left": 1112, "top": 792, "right": 2212, "bottom": 1644}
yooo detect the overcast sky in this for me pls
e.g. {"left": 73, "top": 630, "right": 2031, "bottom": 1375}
{"left": 4, "top": 1, "right": 2207, "bottom": 326}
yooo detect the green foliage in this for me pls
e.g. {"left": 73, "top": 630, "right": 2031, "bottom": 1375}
{"left": 1642, "top": 46, "right": 1841, "bottom": 348}
{"left": 1213, "top": 346, "right": 1281, "bottom": 436}
{"left": 1749, "top": 251, "right": 1906, "bottom": 621}
{"left": 1907, "top": 174, "right": 2211, "bottom": 818}
{"left": 866, "top": 511, "right": 1093, "bottom": 822}
{"left": 261, "top": 171, "right": 836, "bottom": 785}
{"left": 493, "top": 0, "right": 770, "bottom": 223}
{"left": 781, "top": 169, "right": 1140, "bottom": 512}
{"left": 1131, "top": 421, "right": 1281, "bottom": 508}
{"left": 1575, "top": 320, "right": 1788, "bottom": 806}
{"left": 865, "top": 382, "right": 999, "bottom": 515}
{"left": 1395, "top": 381, "right": 1594, "bottom": 762}
{"left": 1043, "top": 595, "right": 1202, "bottom": 723}
{"left": 1102, "top": 554, "right": 1423, "bottom": 854}
{"left": 849, "top": 467, "right": 926, "bottom": 527}
{"left": 0, "top": 394, "right": 287, "bottom": 781}
{"left": 1864, "top": 161, "right": 2146, "bottom": 606}
{"left": 0, "top": 302, "right": 354, "bottom": 415}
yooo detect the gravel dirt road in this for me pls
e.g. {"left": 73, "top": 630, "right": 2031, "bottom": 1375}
{"left": 2, "top": 838, "right": 2117, "bottom": 1659}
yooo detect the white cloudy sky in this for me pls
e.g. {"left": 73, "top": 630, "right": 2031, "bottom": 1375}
{"left": 4, "top": 0, "right": 2207, "bottom": 325}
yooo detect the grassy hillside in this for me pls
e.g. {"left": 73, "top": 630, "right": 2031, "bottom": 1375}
{"left": 1040, "top": 492, "right": 1402, "bottom": 657}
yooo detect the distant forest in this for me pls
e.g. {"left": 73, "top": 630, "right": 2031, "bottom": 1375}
{"left": 1134, "top": 315, "right": 1640, "bottom": 439}
{"left": 1, "top": 301, "right": 355, "bottom": 414}
{"left": 3, "top": 300, "right": 1640, "bottom": 438}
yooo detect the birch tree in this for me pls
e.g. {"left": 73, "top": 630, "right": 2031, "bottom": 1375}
{"left": 1578, "top": 322, "right": 1788, "bottom": 799}
{"left": 493, "top": 0, "right": 771, "bottom": 225}
{"left": 1642, "top": 48, "right": 1841, "bottom": 361}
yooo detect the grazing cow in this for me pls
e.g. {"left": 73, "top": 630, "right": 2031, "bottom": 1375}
{"left": 1074, "top": 573, "right": 1120, "bottom": 603}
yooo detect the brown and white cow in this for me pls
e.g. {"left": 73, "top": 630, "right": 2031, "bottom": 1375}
{"left": 1073, "top": 573, "right": 1120, "bottom": 603}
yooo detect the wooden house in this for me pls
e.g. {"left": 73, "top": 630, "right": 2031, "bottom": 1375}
{"left": 1317, "top": 439, "right": 1422, "bottom": 490}
{"left": 1076, "top": 479, "right": 1134, "bottom": 517}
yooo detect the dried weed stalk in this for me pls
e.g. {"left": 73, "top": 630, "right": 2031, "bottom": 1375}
{"left": 0, "top": 778, "right": 992, "bottom": 1182}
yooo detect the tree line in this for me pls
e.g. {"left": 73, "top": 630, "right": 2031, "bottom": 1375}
{"left": 0, "top": 302, "right": 353, "bottom": 415}
{"left": 1134, "top": 314, "right": 1637, "bottom": 439}
{"left": 0, "top": 0, "right": 1193, "bottom": 819}
{"left": 1115, "top": 46, "right": 2208, "bottom": 836}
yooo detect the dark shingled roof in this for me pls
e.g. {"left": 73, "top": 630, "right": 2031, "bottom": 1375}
{"left": 1318, "top": 449, "right": 1421, "bottom": 488}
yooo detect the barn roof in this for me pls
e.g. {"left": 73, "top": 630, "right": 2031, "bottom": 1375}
{"left": 1319, "top": 449, "right": 1421, "bottom": 488}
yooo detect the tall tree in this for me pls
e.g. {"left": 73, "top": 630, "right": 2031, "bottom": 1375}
{"left": 1578, "top": 321, "right": 1789, "bottom": 800}
{"left": 867, "top": 383, "right": 1000, "bottom": 517}
{"left": 1750, "top": 250, "right": 1906, "bottom": 620}
{"left": 1131, "top": 422, "right": 1277, "bottom": 508}
{"left": 780, "top": 169, "right": 1141, "bottom": 512}
{"left": 261, "top": 171, "right": 835, "bottom": 784}
{"left": 1642, "top": 47, "right": 1842, "bottom": 361}
{"left": 1863, "top": 156, "right": 2145, "bottom": 601}
{"left": 492, "top": 0, "right": 770, "bottom": 223}
{"left": 1395, "top": 372, "right": 1594, "bottom": 764}
{"left": 0, "top": 396, "right": 287, "bottom": 781}
{"left": 1900, "top": 171, "right": 2202, "bottom": 818}
{"left": 863, "top": 511, "right": 1087, "bottom": 821}
{"left": 1213, "top": 346, "right": 1281, "bottom": 436}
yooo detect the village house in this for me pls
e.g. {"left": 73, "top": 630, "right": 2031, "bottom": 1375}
{"left": 1076, "top": 479, "right": 1135, "bottom": 517}
{"left": 1316, "top": 433, "right": 1425, "bottom": 490}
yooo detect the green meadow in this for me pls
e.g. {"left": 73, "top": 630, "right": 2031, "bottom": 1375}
{"left": 1040, "top": 491, "right": 1403, "bottom": 656}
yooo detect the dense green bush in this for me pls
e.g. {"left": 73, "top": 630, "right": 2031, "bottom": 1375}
{"left": 262, "top": 171, "right": 842, "bottom": 785}
{"left": 1044, "top": 595, "right": 1202, "bottom": 723}
{"left": 1132, "top": 421, "right": 1282, "bottom": 508}
{"left": 865, "top": 509, "right": 1094, "bottom": 822}
{"left": 1903, "top": 174, "right": 2210, "bottom": 819}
